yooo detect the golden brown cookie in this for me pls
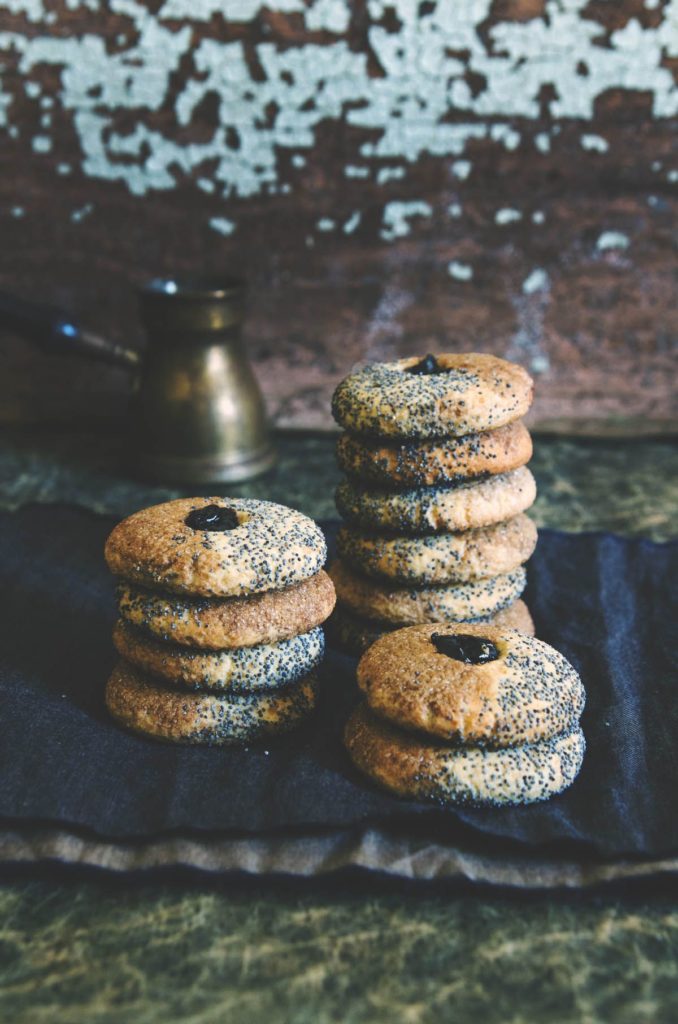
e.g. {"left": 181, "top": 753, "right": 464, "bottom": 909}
{"left": 105, "top": 496, "right": 327, "bottom": 598}
{"left": 336, "top": 467, "right": 536, "bottom": 534}
{"left": 357, "top": 623, "right": 584, "bottom": 747}
{"left": 106, "top": 660, "right": 318, "bottom": 745}
{"left": 117, "top": 570, "right": 336, "bottom": 649}
{"left": 332, "top": 353, "right": 533, "bottom": 440}
{"left": 337, "top": 514, "right": 537, "bottom": 585}
{"left": 345, "top": 704, "right": 585, "bottom": 807}
{"left": 329, "top": 559, "right": 526, "bottom": 625}
{"left": 328, "top": 599, "right": 535, "bottom": 656}
{"left": 113, "top": 619, "right": 325, "bottom": 692}
{"left": 336, "top": 421, "right": 532, "bottom": 488}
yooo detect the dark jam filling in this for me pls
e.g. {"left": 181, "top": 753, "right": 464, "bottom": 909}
{"left": 185, "top": 504, "right": 240, "bottom": 531}
{"left": 430, "top": 633, "right": 500, "bottom": 664}
{"left": 406, "top": 353, "right": 445, "bottom": 375}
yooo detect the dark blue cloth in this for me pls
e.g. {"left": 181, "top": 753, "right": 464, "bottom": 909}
{"left": 0, "top": 506, "right": 676, "bottom": 859}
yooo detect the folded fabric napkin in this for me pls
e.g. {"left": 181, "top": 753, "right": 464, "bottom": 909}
{"left": 0, "top": 505, "right": 676, "bottom": 861}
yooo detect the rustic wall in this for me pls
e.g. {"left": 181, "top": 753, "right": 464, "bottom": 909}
{"left": 0, "top": 0, "right": 676, "bottom": 431}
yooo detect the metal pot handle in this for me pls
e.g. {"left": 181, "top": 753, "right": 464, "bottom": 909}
{"left": 0, "top": 290, "right": 139, "bottom": 369}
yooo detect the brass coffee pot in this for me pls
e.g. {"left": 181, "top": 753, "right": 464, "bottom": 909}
{"left": 0, "top": 277, "right": 275, "bottom": 483}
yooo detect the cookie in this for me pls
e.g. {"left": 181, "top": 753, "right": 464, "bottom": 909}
{"left": 113, "top": 619, "right": 325, "bottom": 692}
{"left": 332, "top": 353, "right": 533, "bottom": 440}
{"left": 105, "top": 496, "right": 327, "bottom": 598}
{"left": 336, "top": 421, "right": 532, "bottom": 488}
{"left": 106, "top": 661, "right": 318, "bottom": 745}
{"left": 357, "top": 624, "right": 584, "bottom": 747}
{"left": 345, "top": 704, "right": 585, "bottom": 807}
{"left": 329, "top": 559, "right": 526, "bottom": 625}
{"left": 337, "top": 514, "right": 537, "bottom": 585}
{"left": 328, "top": 599, "right": 535, "bottom": 656}
{"left": 117, "top": 569, "right": 336, "bottom": 649}
{"left": 336, "top": 467, "right": 536, "bottom": 535}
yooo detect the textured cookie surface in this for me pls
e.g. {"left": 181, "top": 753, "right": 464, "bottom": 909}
{"left": 329, "top": 559, "right": 526, "bottom": 625}
{"left": 118, "top": 569, "right": 336, "bottom": 649}
{"left": 105, "top": 496, "right": 327, "bottom": 598}
{"left": 332, "top": 353, "right": 533, "bottom": 440}
{"left": 113, "top": 619, "right": 325, "bottom": 692}
{"left": 345, "top": 704, "right": 585, "bottom": 807}
{"left": 357, "top": 623, "right": 584, "bottom": 746}
{"left": 336, "top": 467, "right": 536, "bottom": 534}
{"left": 337, "top": 514, "right": 537, "bottom": 585}
{"left": 336, "top": 421, "right": 532, "bottom": 488}
{"left": 328, "top": 599, "right": 535, "bottom": 656}
{"left": 106, "top": 661, "right": 318, "bottom": 744}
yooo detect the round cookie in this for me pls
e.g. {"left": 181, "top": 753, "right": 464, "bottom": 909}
{"left": 357, "top": 623, "right": 584, "bottom": 747}
{"left": 336, "top": 421, "right": 532, "bottom": 488}
{"left": 345, "top": 704, "right": 585, "bottom": 807}
{"left": 329, "top": 560, "right": 526, "bottom": 625}
{"left": 113, "top": 619, "right": 325, "bottom": 692}
{"left": 118, "top": 569, "right": 336, "bottom": 649}
{"left": 332, "top": 353, "right": 533, "bottom": 440}
{"left": 106, "top": 661, "right": 318, "bottom": 745}
{"left": 328, "top": 599, "right": 535, "bottom": 656}
{"left": 336, "top": 467, "right": 536, "bottom": 535}
{"left": 337, "top": 514, "right": 537, "bottom": 585}
{"left": 105, "top": 496, "right": 327, "bottom": 598}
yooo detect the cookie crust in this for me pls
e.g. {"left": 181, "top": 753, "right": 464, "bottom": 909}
{"left": 345, "top": 704, "right": 585, "bottom": 807}
{"left": 336, "top": 422, "right": 532, "bottom": 488}
{"left": 118, "top": 570, "right": 336, "bottom": 649}
{"left": 106, "top": 661, "right": 318, "bottom": 745}
{"left": 329, "top": 559, "right": 526, "bottom": 625}
{"left": 337, "top": 514, "right": 537, "bottom": 585}
{"left": 336, "top": 467, "right": 536, "bottom": 535}
{"left": 113, "top": 619, "right": 325, "bottom": 692}
{"left": 105, "top": 497, "right": 327, "bottom": 598}
{"left": 357, "top": 623, "right": 584, "bottom": 747}
{"left": 332, "top": 353, "right": 533, "bottom": 440}
{"left": 328, "top": 599, "right": 535, "bottom": 656}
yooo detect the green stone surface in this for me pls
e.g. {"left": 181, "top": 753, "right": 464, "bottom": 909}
{"left": 0, "top": 426, "right": 677, "bottom": 1023}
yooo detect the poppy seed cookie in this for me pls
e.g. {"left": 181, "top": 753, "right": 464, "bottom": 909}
{"left": 117, "top": 570, "right": 336, "bottom": 649}
{"left": 345, "top": 704, "right": 585, "bottom": 807}
{"left": 357, "top": 624, "right": 584, "bottom": 747}
{"left": 336, "top": 467, "right": 536, "bottom": 535}
{"left": 105, "top": 496, "right": 327, "bottom": 598}
{"left": 113, "top": 619, "right": 325, "bottom": 692}
{"left": 329, "top": 559, "right": 526, "bottom": 625}
{"left": 336, "top": 421, "right": 532, "bottom": 488}
{"left": 332, "top": 353, "right": 533, "bottom": 440}
{"left": 106, "top": 660, "right": 319, "bottom": 745}
{"left": 328, "top": 599, "right": 535, "bottom": 656}
{"left": 337, "top": 514, "right": 537, "bottom": 585}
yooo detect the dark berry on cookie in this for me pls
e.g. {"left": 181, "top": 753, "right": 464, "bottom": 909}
{"left": 430, "top": 632, "right": 500, "bottom": 664}
{"left": 185, "top": 504, "right": 239, "bottom": 531}
{"left": 406, "top": 353, "right": 442, "bottom": 375}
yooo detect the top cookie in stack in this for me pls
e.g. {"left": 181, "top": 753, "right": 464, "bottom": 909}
{"left": 329, "top": 353, "right": 538, "bottom": 653}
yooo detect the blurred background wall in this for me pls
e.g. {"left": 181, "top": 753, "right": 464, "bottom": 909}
{"left": 0, "top": 0, "right": 676, "bottom": 432}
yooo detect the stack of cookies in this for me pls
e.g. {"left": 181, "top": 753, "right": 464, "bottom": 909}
{"left": 345, "top": 623, "right": 586, "bottom": 807}
{"left": 103, "top": 497, "right": 335, "bottom": 745}
{"left": 329, "top": 353, "right": 538, "bottom": 653}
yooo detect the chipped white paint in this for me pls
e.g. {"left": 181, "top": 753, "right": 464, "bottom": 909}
{"left": 522, "top": 268, "right": 549, "bottom": 295}
{"left": 380, "top": 200, "right": 431, "bottom": 241}
{"left": 0, "top": 0, "right": 676, "bottom": 207}
{"left": 11, "top": 205, "right": 24, "bottom": 217}
{"left": 317, "top": 217, "right": 335, "bottom": 231}
{"left": 32, "top": 135, "right": 51, "bottom": 152}
{"left": 532, "top": 211, "right": 545, "bottom": 224}
{"left": 343, "top": 211, "right": 361, "bottom": 234}
{"left": 580, "top": 133, "right": 609, "bottom": 153}
{"left": 57, "top": 162, "right": 71, "bottom": 175}
{"left": 495, "top": 207, "right": 521, "bottom": 225}
{"left": 209, "top": 216, "right": 236, "bottom": 235}
{"left": 667, "top": 169, "right": 678, "bottom": 183}
{"left": 448, "top": 202, "right": 462, "bottom": 218}
{"left": 597, "top": 231, "right": 630, "bottom": 251}
{"left": 376, "top": 166, "right": 405, "bottom": 185}
{"left": 292, "top": 155, "right": 306, "bottom": 168}
{"left": 71, "top": 202, "right": 93, "bottom": 222}
{"left": 447, "top": 261, "right": 473, "bottom": 282}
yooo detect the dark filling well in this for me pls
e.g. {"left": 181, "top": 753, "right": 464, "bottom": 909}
{"left": 405, "top": 353, "right": 444, "bottom": 375}
{"left": 185, "top": 504, "right": 240, "bottom": 532}
{"left": 430, "top": 632, "right": 500, "bottom": 664}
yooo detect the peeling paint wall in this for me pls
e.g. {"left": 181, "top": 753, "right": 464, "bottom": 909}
{"left": 0, "top": 0, "right": 676, "bottom": 428}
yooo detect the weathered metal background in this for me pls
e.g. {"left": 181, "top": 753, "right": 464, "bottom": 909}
{"left": 0, "top": 0, "right": 676, "bottom": 430}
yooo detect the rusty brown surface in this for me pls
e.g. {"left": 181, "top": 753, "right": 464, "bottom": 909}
{"left": 0, "top": 2, "right": 676, "bottom": 433}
